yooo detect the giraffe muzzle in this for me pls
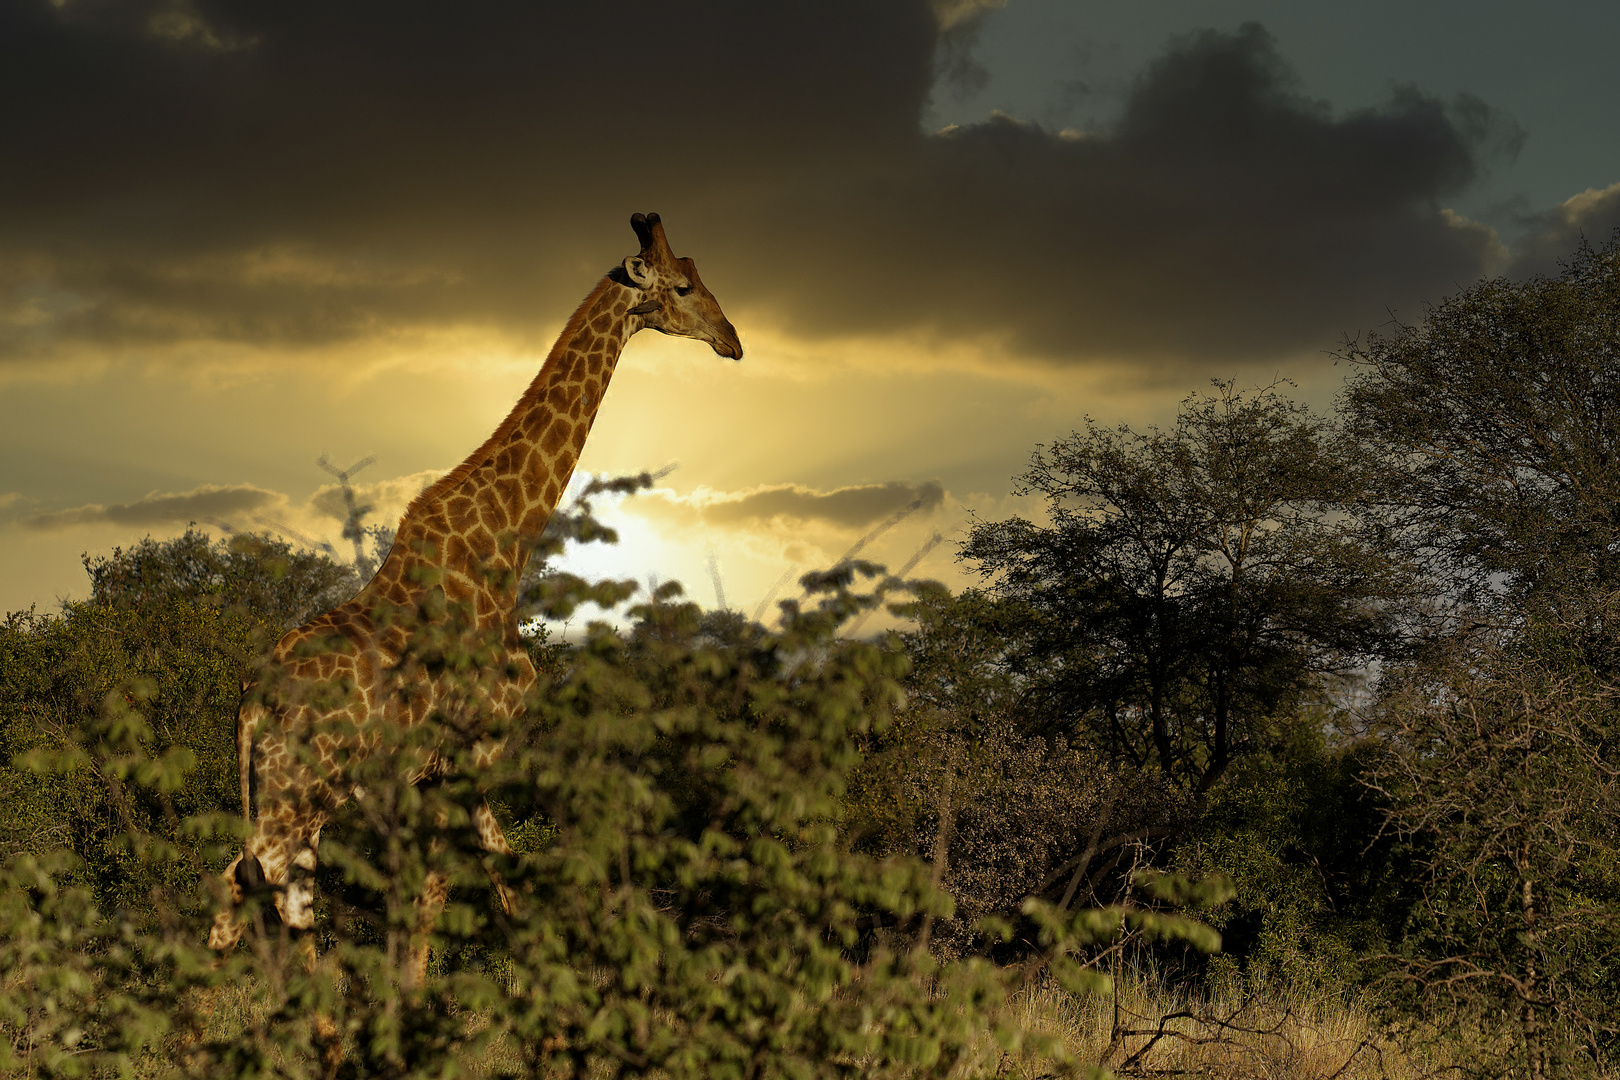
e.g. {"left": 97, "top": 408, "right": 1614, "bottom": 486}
{"left": 711, "top": 323, "right": 743, "bottom": 360}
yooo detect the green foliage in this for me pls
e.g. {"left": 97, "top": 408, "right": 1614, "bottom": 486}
{"left": 0, "top": 728, "right": 225, "bottom": 1078}
{"left": 0, "top": 514, "right": 1228, "bottom": 1079}
{"left": 0, "top": 601, "right": 240, "bottom": 910}
{"left": 0, "top": 531, "right": 357, "bottom": 914}
{"left": 0, "top": 852, "right": 181, "bottom": 1078}
{"left": 84, "top": 529, "right": 356, "bottom": 631}
{"left": 1177, "top": 714, "right": 1411, "bottom": 992}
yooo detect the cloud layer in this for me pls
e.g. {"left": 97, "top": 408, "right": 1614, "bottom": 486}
{"left": 12, "top": 469, "right": 944, "bottom": 556}
{"left": 1507, "top": 181, "right": 1620, "bottom": 278}
{"left": 15, "top": 470, "right": 444, "bottom": 543}
{"left": 639, "top": 480, "right": 946, "bottom": 531}
{"left": 0, "top": 3, "right": 1592, "bottom": 369}
{"left": 21, "top": 483, "right": 281, "bottom": 532}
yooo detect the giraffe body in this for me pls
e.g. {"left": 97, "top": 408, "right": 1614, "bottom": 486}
{"left": 208, "top": 215, "right": 740, "bottom": 985}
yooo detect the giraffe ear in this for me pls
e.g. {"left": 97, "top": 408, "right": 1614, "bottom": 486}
{"left": 622, "top": 256, "right": 654, "bottom": 288}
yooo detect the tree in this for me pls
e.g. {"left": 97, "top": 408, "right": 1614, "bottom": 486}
{"left": 1339, "top": 232, "right": 1620, "bottom": 662}
{"left": 83, "top": 528, "right": 355, "bottom": 631}
{"left": 963, "top": 381, "right": 1404, "bottom": 794}
{"left": 845, "top": 585, "right": 1195, "bottom": 962}
{"left": 0, "top": 531, "right": 355, "bottom": 908}
{"left": 1175, "top": 712, "right": 1410, "bottom": 992}
{"left": 1367, "top": 623, "right": 1620, "bottom": 1078}
{"left": 1337, "top": 233, "right": 1620, "bottom": 1075}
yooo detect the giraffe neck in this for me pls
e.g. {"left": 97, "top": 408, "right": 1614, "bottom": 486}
{"left": 370, "top": 277, "right": 641, "bottom": 619}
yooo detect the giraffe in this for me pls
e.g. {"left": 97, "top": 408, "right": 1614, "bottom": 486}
{"left": 208, "top": 213, "right": 741, "bottom": 988}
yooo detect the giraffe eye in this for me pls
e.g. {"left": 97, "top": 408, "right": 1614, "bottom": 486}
{"left": 675, "top": 284, "right": 692, "bottom": 296}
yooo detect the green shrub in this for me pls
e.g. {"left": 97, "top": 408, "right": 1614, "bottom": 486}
{"left": 1177, "top": 715, "right": 1407, "bottom": 992}
{"left": 0, "top": 546, "right": 1229, "bottom": 1079}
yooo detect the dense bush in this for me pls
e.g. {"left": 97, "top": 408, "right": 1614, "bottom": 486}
{"left": 0, "top": 523, "right": 1227, "bottom": 1079}
{"left": 0, "top": 597, "right": 244, "bottom": 908}
{"left": 846, "top": 588, "right": 1195, "bottom": 963}
{"left": 1176, "top": 716, "right": 1411, "bottom": 992}
{"left": 1367, "top": 622, "right": 1620, "bottom": 1078}
{"left": 82, "top": 530, "right": 356, "bottom": 630}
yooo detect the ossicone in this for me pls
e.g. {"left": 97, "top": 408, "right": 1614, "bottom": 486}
{"left": 629, "top": 212, "right": 668, "bottom": 256}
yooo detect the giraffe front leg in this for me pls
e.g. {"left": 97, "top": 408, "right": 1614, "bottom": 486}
{"left": 264, "top": 823, "right": 344, "bottom": 1072}
{"left": 474, "top": 800, "right": 520, "bottom": 916}
{"left": 405, "top": 869, "right": 452, "bottom": 992}
{"left": 291, "top": 923, "right": 344, "bottom": 1077}
{"left": 208, "top": 824, "right": 288, "bottom": 951}
{"left": 208, "top": 853, "right": 250, "bottom": 951}
{"left": 216, "top": 812, "right": 324, "bottom": 939}
{"left": 401, "top": 801, "right": 518, "bottom": 990}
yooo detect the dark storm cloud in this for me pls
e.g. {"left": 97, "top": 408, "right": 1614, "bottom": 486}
{"left": 645, "top": 481, "right": 945, "bottom": 530}
{"left": 0, "top": 4, "right": 1521, "bottom": 365}
{"left": 21, "top": 483, "right": 279, "bottom": 531}
{"left": 758, "top": 23, "right": 1517, "bottom": 363}
{"left": 0, "top": 0, "right": 937, "bottom": 356}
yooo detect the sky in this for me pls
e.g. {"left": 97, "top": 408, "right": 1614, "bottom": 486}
{"left": 3, "top": 0, "right": 1618, "bottom": 624}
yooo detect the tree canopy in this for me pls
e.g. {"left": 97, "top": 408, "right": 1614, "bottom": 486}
{"left": 961, "top": 381, "right": 1406, "bottom": 793}
{"left": 1341, "top": 234, "right": 1620, "bottom": 656}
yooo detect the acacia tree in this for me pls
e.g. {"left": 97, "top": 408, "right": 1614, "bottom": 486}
{"left": 963, "top": 382, "right": 1404, "bottom": 794}
{"left": 1339, "top": 232, "right": 1620, "bottom": 664}
{"left": 1340, "top": 233, "right": 1620, "bottom": 1076}
{"left": 1367, "top": 626, "right": 1620, "bottom": 1079}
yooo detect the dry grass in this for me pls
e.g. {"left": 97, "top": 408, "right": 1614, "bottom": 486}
{"left": 971, "top": 973, "right": 1446, "bottom": 1080}
{"left": 49, "top": 969, "right": 1457, "bottom": 1080}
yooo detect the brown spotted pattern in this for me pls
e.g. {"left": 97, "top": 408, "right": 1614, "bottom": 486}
{"left": 208, "top": 215, "right": 740, "bottom": 988}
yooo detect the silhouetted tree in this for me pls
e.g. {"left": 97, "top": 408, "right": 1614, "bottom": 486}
{"left": 1368, "top": 622, "right": 1620, "bottom": 1079}
{"left": 963, "top": 382, "right": 1404, "bottom": 794}
{"left": 1340, "top": 232, "right": 1620, "bottom": 665}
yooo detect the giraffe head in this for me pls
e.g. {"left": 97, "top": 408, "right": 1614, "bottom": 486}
{"left": 615, "top": 212, "right": 742, "bottom": 360}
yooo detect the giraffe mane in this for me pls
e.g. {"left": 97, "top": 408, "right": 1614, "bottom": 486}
{"left": 402, "top": 273, "right": 621, "bottom": 523}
